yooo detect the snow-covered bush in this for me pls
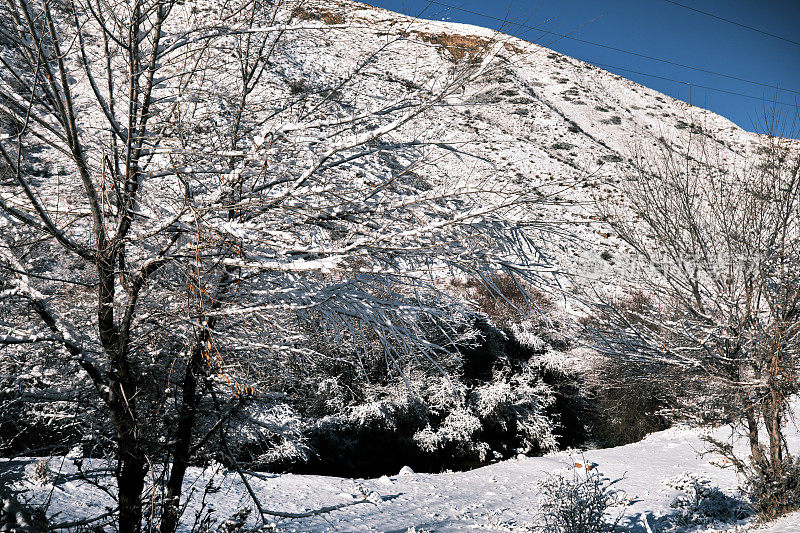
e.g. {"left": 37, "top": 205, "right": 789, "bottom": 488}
{"left": 665, "top": 473, "right": 750, "bottom": 528}
{"left": 215, "top": 508, "right": 252, "bottom": 533}
{"left": 469, "top": 364, "right": 558, "bottom": 454}
{"left": 414, "top": 408, "right": 488, "bottom": 460}
{"left": 28, "top": 460, "right": 51, "bottom": 486}
{"left": 743, "top": 456, "right": 800, "bottom": 520}
{"left": 416, "top": 365, "right": 559, "bottom": 462}
{"left": 454, "top": 275, "right": 553, "bottom": 328}
{"left": 536, "top": 466, "right": 626, "bottom": 533}
{"left": 284, "top": 312, "right": 586, "bottom": 475}
{"left": 227, "top": 403, "right": 309, "bottom": 467}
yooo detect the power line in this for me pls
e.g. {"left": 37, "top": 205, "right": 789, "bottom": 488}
{"left": 389, "top": 26, "right": 797, "bottom": 109}
{"left": 660, "top": 0, "right": 800, "bottom": 47}
{"left": 426, "top": 0, "right": 800, "bottom": 96}
{"left": 589, "top": 61, "right": 798, "bottom": 108}
{"left": 381, "top": 1, "right": 797, "bottom": 111}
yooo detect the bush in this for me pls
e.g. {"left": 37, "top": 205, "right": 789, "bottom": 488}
{"left": 536, "top": 466, "right": 626, "bottom": 533}
{"left": 665, "top": 473, "right": 750, "bottom": 528}
{"left": 584, "top": 358, "right": 673, "bottom": 446}
{"left": 279, "top": 309, "right": 588, "bottom": 476}
{"left": 290, "top": 5, "right": 345, "bottom": 25}
{"left": 580, "top": 291, "right": 704, "bottom": 447}
{"left": 745, "top": 456, "right": 800, "bottom": 520}
{"left": 450, "top": 275, "right": 554, "bottom": 328}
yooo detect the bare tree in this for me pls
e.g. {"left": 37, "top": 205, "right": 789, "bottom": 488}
{"left": 0, "top": 0, "right": 548, "bottom": 530}
{"left": 590, "top": 119, "right": 800, "bottom": 518}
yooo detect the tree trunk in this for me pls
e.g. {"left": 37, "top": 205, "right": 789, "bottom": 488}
{"left": 764, "top": 381, "right": 784, "bottom": 478}
{"left": 744, "top": 400, "right": 766, "bottom": 471}
{"left": 118, "top": 437, "right": 148, "bottom": 533}
{"left": 98, "top": 256, "right": 149, "bottom": 533}
{"left": 160, "top": 263, "right": 232, "bottom": 532}
{"left": 108, "top": 370, "right": 147, "bottom": 533}
{"left": 159, "top": 339, "right": 205, "bottom": 533}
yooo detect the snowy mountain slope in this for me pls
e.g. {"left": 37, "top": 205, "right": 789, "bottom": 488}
{"left": 4, "top": 411, "right": 800, "bottom": 531}
{"left": 1, "top": 0, "right": 789, "bottom": 289}
{"left": 262, "top": 0, "right": 797, "bottom": 288}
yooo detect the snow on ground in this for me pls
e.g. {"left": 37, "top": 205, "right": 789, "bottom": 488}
{"left": 748, "top": 513, "right": 800, "bottom": 533}
{"left": 3, "top": 418, "right": 799, "bottom": 532}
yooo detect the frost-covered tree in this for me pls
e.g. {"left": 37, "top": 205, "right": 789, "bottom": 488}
{"left": 0, "top": 0, "right": 549, "bottom": 530}
{"left": 591, "top": 120, "right": 800, "bottom": 518}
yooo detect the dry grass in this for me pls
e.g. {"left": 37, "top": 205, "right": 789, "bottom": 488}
{"left": 503, "top": 41, "right": 527, "bottom": 55}
{"left": 451, "top": 274, "right": 553, "bottom": 325}
{"left": 411, "top": 32, "right": 489, "bottom": 61}
{"left": 579, "top": 289, "right": 660, "bottom": 333}
{"left": 291, "top": 5, "right": 345, "bottom": 25}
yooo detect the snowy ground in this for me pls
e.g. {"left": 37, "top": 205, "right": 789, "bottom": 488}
{"left": 3, "top": 419, "right": 799, "bottom": 532}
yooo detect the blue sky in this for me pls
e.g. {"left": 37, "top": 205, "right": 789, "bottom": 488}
{"left": 363, "top": 0, "right": 800, "bottom": 137}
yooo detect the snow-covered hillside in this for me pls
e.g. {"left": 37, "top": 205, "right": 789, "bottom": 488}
{"left": 240, "top": 0, "right": 798, "bottom": 288}
{"left": 1, "top": 0, "right": 790, "bottom": 290}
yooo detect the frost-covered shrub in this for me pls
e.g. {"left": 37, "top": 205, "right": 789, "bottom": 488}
{"left": 297, "top": 349, "right": 571, "bottom": 474}
{"left": 192, "top": 507, "right": 264, "bottom": 533}
{"left": 470, "top": 365, "right": 558, "bottom": 454}
{"left": 192, "top": 399, "right": 311, "bottom": 473}
{"left": 744, "top": 456, "right": 800, "bottom": 520}
{"left": 299, "top": 394, "right": 431, "bottom": 475}
{"left": 509, "top": 321, "right": 547, "bottom": 353}
{"left": 414, "top": 408, "right": 488, "bottom": 461}
{"left": 537, "top": 467, "right": 625, "bottom": 533}
{"left": 347, "top": 399, "right": 412, "bottom": 432}
{"left": 269, "top": 298, "right": 587, "bottom": 475}
{"left": 29, "top": 460, "right": 51, "bottom": 486}
{"left": 216, "top": 508, "right": 252, "bottom": 533}
{"left": 410, "top": 360, "right": 559, "bottom": 465}
{"left": 665, "top": 473, "right": 749, "bottom": 528}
